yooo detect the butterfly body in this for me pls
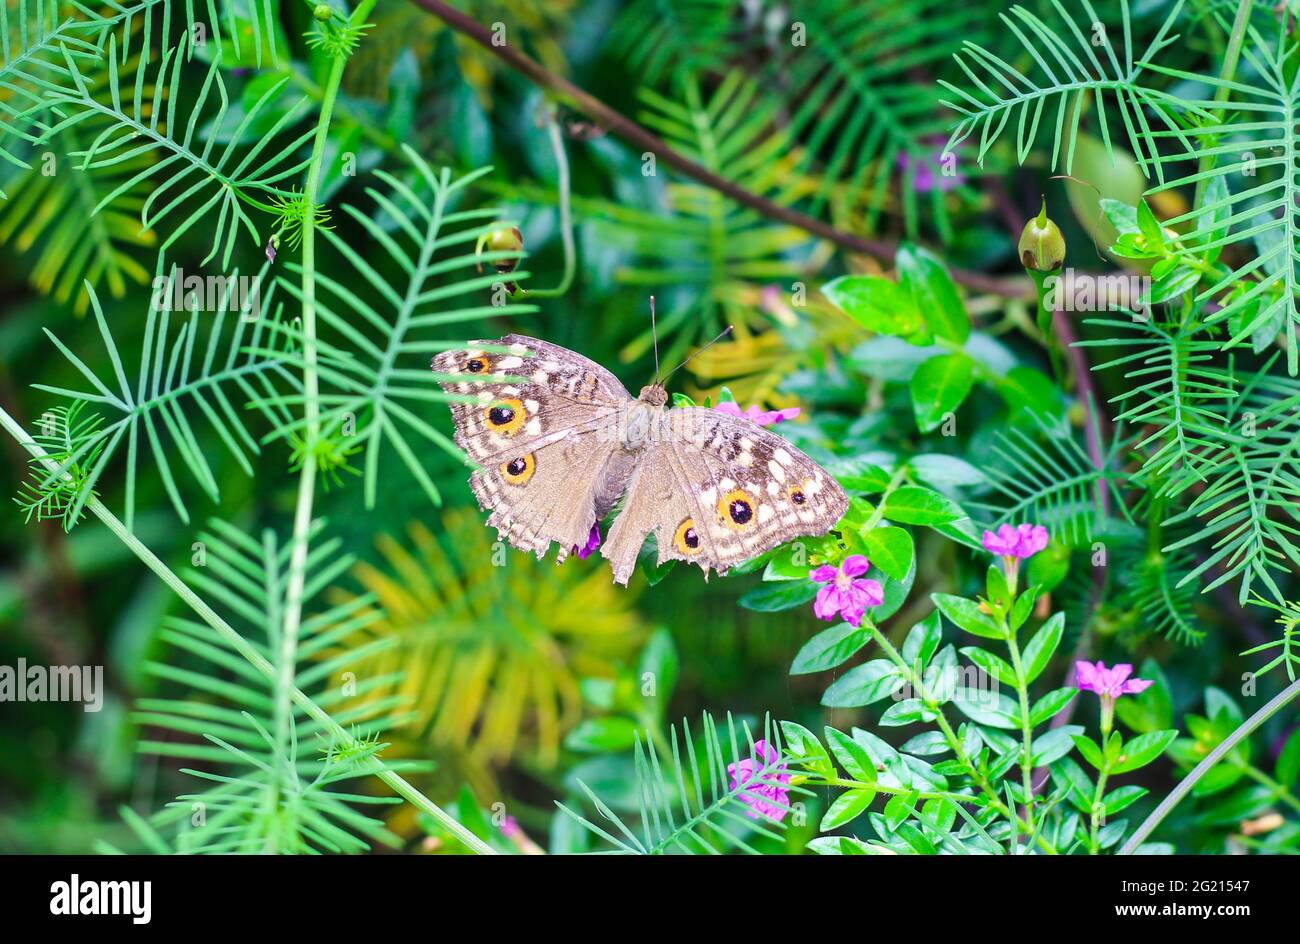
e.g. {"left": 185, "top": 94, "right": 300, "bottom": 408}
{"left": 432, "top": 336, "right": 847, "bottom": 585}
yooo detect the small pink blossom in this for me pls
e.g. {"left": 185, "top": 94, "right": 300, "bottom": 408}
{"left": 981, "top": 523, "right": 1049, "bottom": 560}
{"left": 726, "top": 739, "right": 793, "bottom": 822}
{"left": 715, "top": 400, "right": 801, "bottom": 426}
{"left": 896, "top": 137, "right": 965, "bottom": 193}
{"left": 573, "top": 523, "right": 600, "bottom": 560}
{"left": 1075, "top": 661, "right": 1153, "bottom": 699}
{"left": 810, "top": 555, "right": 884, "bottom": 627}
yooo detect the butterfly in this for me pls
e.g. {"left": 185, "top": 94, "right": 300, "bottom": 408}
{"left": 431, "top": 335, "right": 848, "bottom": 585}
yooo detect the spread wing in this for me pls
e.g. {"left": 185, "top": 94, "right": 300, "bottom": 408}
{"left": 432, "top": 334, "right": 630, "bottom": 559}
{"left": 601, "top": 407, "right": 847, "bottom": 585}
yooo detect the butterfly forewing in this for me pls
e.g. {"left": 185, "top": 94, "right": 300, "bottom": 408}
{"left": 432, "top": 335, "right": 630, "bottom": 558}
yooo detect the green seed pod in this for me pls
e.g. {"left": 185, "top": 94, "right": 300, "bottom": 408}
{"left": 1019, "top": 199, "right": 1066, "bottom": 272}
{"left": 313, "top": 3, "right": 334, "bottom": 22}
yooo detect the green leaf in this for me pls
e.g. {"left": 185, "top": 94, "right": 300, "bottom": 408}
{"left": 1021, "top": 613, "right": 1064, "bottom": 684}
{"left": 883, "top": 790, "right": 921, "bottom": 830}
{"left": 738, "top": 579, "right": 818, "bottom": 612}
{"left": 820, "top": 789, "right": 876, "bottom": 830}
{"left": 959, "top": 646, "right": 1016, "bottom": 686}
{"left": 932, "top": 593, "right": 1003, "bottom": 640}
{"left": 821, "top": 660, "right": 903, "bottom": 708}
{"left": 780, "top": 721, "right": 834, "bottom": 777}
{"left": 791, "top": 623, "right": 870, "bottom": 675}
{"left": 822, "top": 275, "right": 926, "bottom": 340}
{"left": 897, "top": 244, "right": 969, "bottom": 344}
{"left": 825, "top": 727, "right": 879, "bottom": 783}
{"left": 861, "top": 526, "right": 913, "bottom": 580}
{"left": 1103, "top": 785, "right": 1148, "bottom": 816}
{"left": 910, "top": 353, "right": 974, "bottom": 433}
{"left": 1277, "top": 729, "right": 1300, "bottom": 789}
{"left": 1111, "top": 730, "right": 1178, "bottom": 774}
{"left": 1072, "top": 734, "right": 1105, "bottom": 771}
{"left": 951, "top": 688, "right": 1019, "bottom": 729}
{"left": 882, "top": 486, "right": 964, "bottom": 526}
{"left": 564, "top": 717, "right": 639, "bottom": 752}
{"left": 1029, "top": 687, "right": 1076, "bottom": 726}
{"left": 901, "top": 611, "right": 943, "bottom": 670}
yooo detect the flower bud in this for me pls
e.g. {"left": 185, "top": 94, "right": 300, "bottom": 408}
{"left": 1019, "top": 199, "right": 1066, "bottom": 272}
{"left": 313, "top": 3, "right": 334, "bottom": 22}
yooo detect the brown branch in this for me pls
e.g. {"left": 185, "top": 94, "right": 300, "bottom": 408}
{"left": 409, "top": 0, "right": 1032, "bottom": 299}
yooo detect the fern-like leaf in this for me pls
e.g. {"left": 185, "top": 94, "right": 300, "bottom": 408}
{"left": 558, "top": 712, "right": 798, "bottom": 854}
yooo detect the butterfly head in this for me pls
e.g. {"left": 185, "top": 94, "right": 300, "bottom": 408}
{"left": 637, "top": 383, "right": 668, "bottom": 407}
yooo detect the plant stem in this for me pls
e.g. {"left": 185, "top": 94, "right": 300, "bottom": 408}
{"left": 1004, "top": 624, "right": 1038, "bottom": 829}
{"left": 1120, "top": 675, "right": 1300, "bottom": 854}
{"left": 527, "top": 111, "right": 576, "bottom": 298}
{"left": 865, "top": 620, "right": 1057, "bottom": 853}
{"left": 0, "top": 403, "right": 494, "bottom": 854}
{"left": 406, "top": 0, "right": 1031, "bottom": 299}
{"left": 1192, "top": 0, "right": 1253, "bottom": 208}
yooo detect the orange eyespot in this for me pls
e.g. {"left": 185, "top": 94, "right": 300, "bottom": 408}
{"left": 501, "top": 453, "right": 535, "bottom": 485}
{"left": 465, "top": 355, "right": 491, "bottom": 374}
{"left": 787, "top": 482, "right": 810, "bottom": 505}
{"left": 484, "top": 397, "right": 525, "bottom": 435}
{"left": 717, "top": 489, "right": 757, "bottom": 530}
{"left": 674, "top": 518, "right": 702, "bottom": 555}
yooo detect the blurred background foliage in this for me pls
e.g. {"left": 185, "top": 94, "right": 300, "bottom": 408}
{"left": 1, "top": 0, "right": 1297, "bottom": 854}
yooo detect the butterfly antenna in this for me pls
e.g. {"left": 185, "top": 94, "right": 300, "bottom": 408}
{"left": 650, "top": 295, "right": 661, "bottom": 384}
{"left": 659, "top": 325, "right": 733, "bottom": 387}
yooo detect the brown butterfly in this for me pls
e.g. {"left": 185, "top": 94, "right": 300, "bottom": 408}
{"left": 431, "top": 335, "right": 847, "bottom": 585}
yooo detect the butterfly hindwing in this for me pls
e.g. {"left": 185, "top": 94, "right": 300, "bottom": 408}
{"left": 602, "top": 408, "right": 847, "bottom": 584}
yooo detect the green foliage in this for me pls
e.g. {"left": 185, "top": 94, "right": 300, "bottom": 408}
{"left": 101, "top": 518, "right": 416, "bottom": 854}
{"left": 559, "top": 712, "right": 801, "bottom": 854}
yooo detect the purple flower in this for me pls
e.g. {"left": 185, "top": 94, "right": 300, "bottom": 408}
{"left": 896, "top": 137, "right": 965, "bottom": 193}
{"left": 573, "top": 523, "right": 601, "bottom": 560}
{"left": 715, "top": 400, "right": 801, "bottom": 426}
{"left": 726, "top": 739, "right": 793, "bottom": 822}
{"left": 810, "top": 555, "right": 884, "bottom": 627}
{"left": 981, "top": 523, "right": 1049, "bottom": 560}
{"left": 1075, "top": 661, "right": 1153, "bottom": 699}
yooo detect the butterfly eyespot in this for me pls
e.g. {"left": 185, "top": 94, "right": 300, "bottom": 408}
{"left": 787, "top": 483, "right": 808, "bottom": 505}
{"left": 674, "top": 518, "right": 702, "bottom": 554}
{"left": 500, "top": 453, "right": 535, "bottom": 485}
{"left": 485, "top": 397, "right": 525, "bottom": 435}
{"left": 718, "top": 489, "right": 757, "bottom": 530}
{"left": 465, "top": 356, "right": 490, "bottom": 374}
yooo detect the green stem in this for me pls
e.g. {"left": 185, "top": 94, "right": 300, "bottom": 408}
{"left": 1120, "top": 675, "right": 1300, "bottom": 854}
{"left": 1004, "top": 622, "right": 1037, "bottom": 829}
{"left": 1088, "top": 767, "right": 1110, "bottom": 854}
{"left": 1192, "top": 0, "right": 1252, "bottom": 208}
{"left": 0, "top": 404, "right": 493, "bottom": 854}
{"left": 274, "top": 0, "right": 382, "bottom": 850}
{"left": 865, "top": 620, "right": 1057, "bottom": 854}
{"left": 526, "top": 112, "right": 575, "bottom": 298}
{"left": 1239, "top": 763, "right": 1300, "bottom": 816}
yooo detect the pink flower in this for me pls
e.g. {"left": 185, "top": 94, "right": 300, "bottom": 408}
{"left": 896, "top": 137, "right": 965, "bottom": 193}
{"left": 810, "top": 555, "right": 884, "bottom": 627}
{"left": 981, "top": 523, "right": 1049, "bottom": 560}
{"left": 726, "top": 739, "right": 793, "bottom": 822}
{"left": 1075, "top": 661, "right": 1153, "bottom": 699}
{"left": 715, "top": 400, "right": 801, "bottom": 426}
{"left": 573, "top": 523, "right": 600, "bottom": 560}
